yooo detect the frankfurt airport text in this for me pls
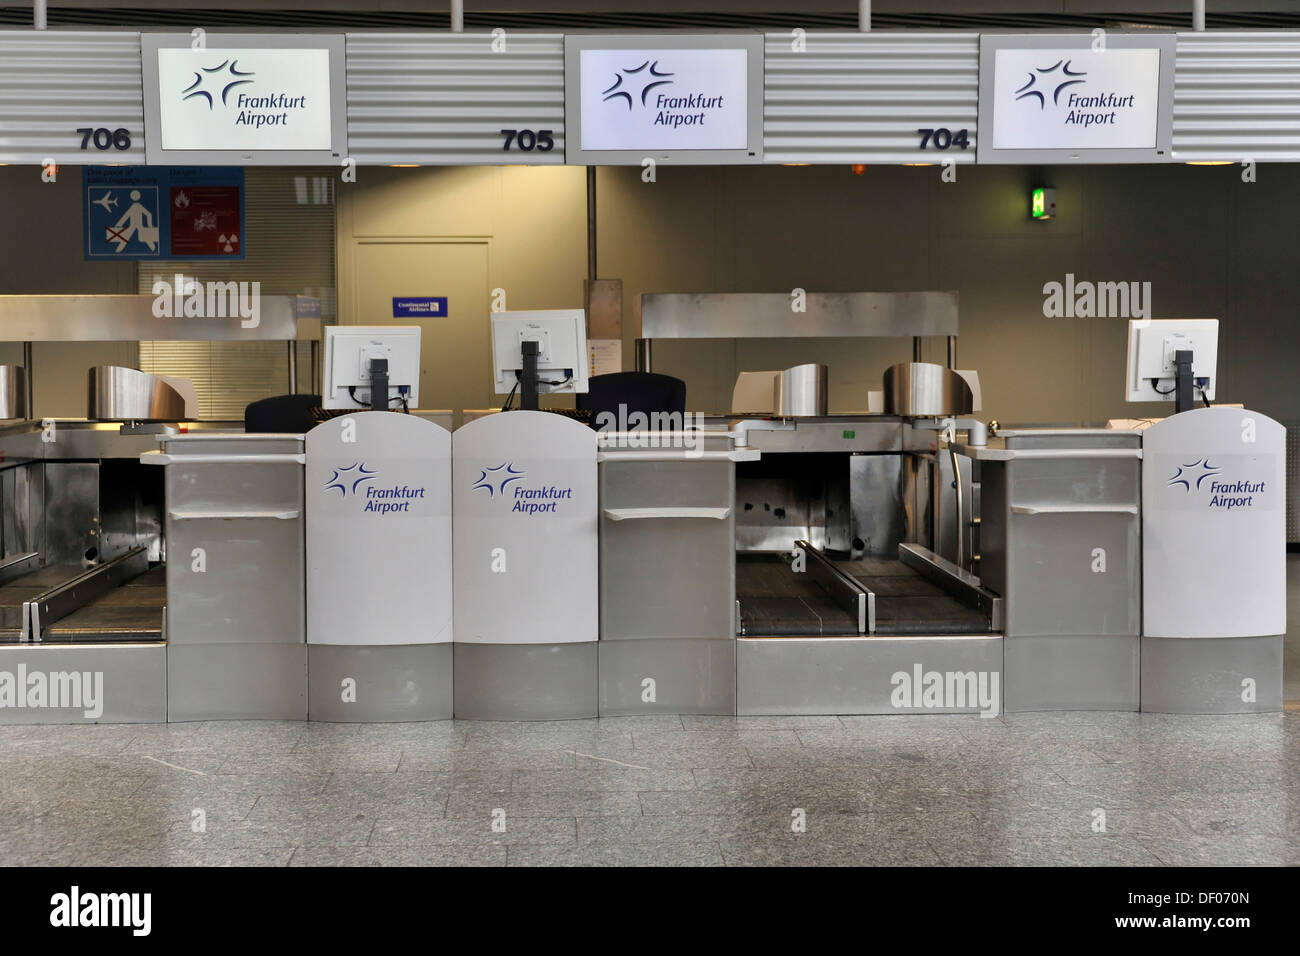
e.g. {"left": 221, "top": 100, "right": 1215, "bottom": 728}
{"left": 235, "top": 92, "right": 308, "bottom": 128}
{"left": 1063, "top": 91, "right": 1138, "bottom": 127}
{"left": 654, "top": 92, "right": 725, "bottom": 128}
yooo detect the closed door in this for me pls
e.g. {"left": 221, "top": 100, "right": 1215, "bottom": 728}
{"left": 349, "top": 241, "right": 492, "bottom": 414}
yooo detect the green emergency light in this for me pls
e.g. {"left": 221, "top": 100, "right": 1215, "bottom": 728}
{"left": 1031, "top": 187, "right": 1056, "bottom": 220}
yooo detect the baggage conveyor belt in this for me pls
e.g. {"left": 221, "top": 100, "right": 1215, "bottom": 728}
{"left": 737, "top": 551, "right": 995, "bottom": 637}
{"left": 0, "top": 550, "right": 164, "bottom": 644}
{"left": 42, "top": 564, "right": 166, "bottom": 643}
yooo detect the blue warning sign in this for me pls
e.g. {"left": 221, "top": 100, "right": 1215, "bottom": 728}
{"left": 85, "top": 179, "right": 162, "bottom": 259}
{"left": 83, "top": 166, "right": 245, "bottom": 261}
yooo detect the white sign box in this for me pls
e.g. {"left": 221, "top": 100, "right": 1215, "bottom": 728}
{"left": 142, "top": 34, "right": 348, "bottom": 165}
{"left": 565, "top": 34, "right": 763, "bottom": 165}
{"left": 978, "top": 34, "right": 1175, "bottom": 164}
{"left": 579, "top": 48, "right": 749, "bottom": 151}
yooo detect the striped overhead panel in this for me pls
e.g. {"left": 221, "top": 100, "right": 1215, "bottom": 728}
{"left": 763, "top": 31, "right": 979, "bottom": 164}
{"left": 1172, "top": 31, "right": 1300, "bottom": 162}
{"left": 0, "top": 30, "right": 145, "bottom": 164}
{"left": 345, "top": 32, "right": 565, "bottom": 165}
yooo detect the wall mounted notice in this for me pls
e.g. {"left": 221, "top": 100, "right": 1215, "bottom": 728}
{"left": 978, "top": 34, "right": 1175, "bottom": 164}
{"left": 393, "top": 297, "right": 448, "bottom": 318}
{"left": 84, "top": 166, "right": 245, "bottom": 260}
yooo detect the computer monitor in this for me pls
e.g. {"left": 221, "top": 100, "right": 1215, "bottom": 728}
{"left": 491, "top": 309, "right": 590, "bottom": 398}
{"left": 322, "top": 325, "right": 421, "bottom": 410}
{"left": 1125, "top": 319, "right": 1218, "bottom": 406}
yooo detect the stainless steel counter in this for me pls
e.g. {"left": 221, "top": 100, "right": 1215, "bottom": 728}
{"left": 975, "top": 428, "right": 1143, "bottom": 711}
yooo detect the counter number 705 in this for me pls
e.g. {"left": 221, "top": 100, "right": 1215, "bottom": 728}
{"left": 500, "top": 129, "right": 555, "bottom": 152}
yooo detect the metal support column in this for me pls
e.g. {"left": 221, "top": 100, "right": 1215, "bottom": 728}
{"left": 22, "top": 341, "right": 33, "bottom": 418}
{"left": 587, "top": 166, "right": 598, "bottom": 284}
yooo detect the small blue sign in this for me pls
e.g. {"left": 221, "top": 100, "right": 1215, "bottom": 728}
{"left": 85, "top": 175, "right": 163, "bottom": 259}
{"left": 392, "top": 297, "right": 448, "bottom": 318}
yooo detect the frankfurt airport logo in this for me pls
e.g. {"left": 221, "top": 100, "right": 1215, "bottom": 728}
{"left": 1167, "top": 459, "right": 1220, "bottom": 492}
{"left": 1014, "top": 59, "right": 1087, "bottom": 108}
{"left": 181, "top": 58, "right": 255, "bottom": 108}
{"left": 325, "top": 462, "right": 378, "bottom": 498}
{"left": 471, "top": 463, "right": 526, "bottom": 497}
{"left": 1166, "top": 457, "right": 1267, "bottom": 511}
{"left": 602, "top": 60, "right": 675, "bottom": 109}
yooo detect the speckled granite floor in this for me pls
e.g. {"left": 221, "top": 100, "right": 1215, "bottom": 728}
{"left": 0, "top": 558, "right": 1295, "bottom": 868}
{"left": 0, "top": 709, "right": 1295, "bottom": 866}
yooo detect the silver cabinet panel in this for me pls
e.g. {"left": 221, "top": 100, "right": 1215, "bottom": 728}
{"left": 1003, "top": 511, "right": 1139, "bottom": 637}
{"left": 1004, "top": 635, "right": 1139, "bottom": 712}
{"left": 598, "top": 638, "right": 735, "bottom": 716}
{"left": 168, "top": 642, "right": 306, "bottom": 721}
{"left": 1005, "top": 457, "right": 1141, "bottom": 510}
{"left": 165, "top": 515, "right": 304, "bottom": 644}
{"left": 165, "top": 460, "right": 302, "bottom": 514}
{"left": 0, "top": 643, "right": 166, "bottom": 724}
{"left": 453, "top": 643, "right": 597, "bottom": 720}
{"left": 1141, "top": 635, "right": 1283, "bottom": 714}
{"left": 159, "top": 440, "right": 305, "bottom": 647}
{"left": 600, "top": 458, "right": 735, "bottom": 641}
{"left": 738, "top": 635, "right": 1003, "bottom": 716}
{"left": 600, "top": 458, "right": 730, "bottom": 509}
{"left": 308, "top": 643, "right": 452, "bottom": 721}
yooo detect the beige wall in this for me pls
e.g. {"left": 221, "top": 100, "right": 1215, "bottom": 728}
{"left": 0, "top": 166, "right": 138, "bottom": 417}
{"left": 337, "top": 165, "right": 589, "bottom": 318}
{"left": 339, "top": 161, "right": 1300, "bottom": 426}
{"left": 5, "top": 161, "right": 1299, "bottom": 426}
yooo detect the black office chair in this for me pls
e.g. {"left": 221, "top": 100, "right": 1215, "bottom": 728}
{"left": 244, "top": 394, "right": 323, "bottom": 434}
{"left": 576, "top": 372, "right": 687, "bottom": 426}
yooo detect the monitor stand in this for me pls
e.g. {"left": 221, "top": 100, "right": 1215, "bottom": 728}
{"left": 520, "top": 339, "right": 540, "bottom": 411}
{"left": 368, "top": 357, "right": 389, "bottom": 412}
{"left": 1174, "top": 349, "right": 1194, "bottom": 414}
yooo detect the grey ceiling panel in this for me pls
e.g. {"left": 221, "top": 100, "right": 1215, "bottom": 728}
{"left": 345, "top": 32, "right": 565, "bottom": 165}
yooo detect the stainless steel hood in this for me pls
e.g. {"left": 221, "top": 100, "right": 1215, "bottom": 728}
{"left": 0, "top": 294, "right": 318, "bottom": 342}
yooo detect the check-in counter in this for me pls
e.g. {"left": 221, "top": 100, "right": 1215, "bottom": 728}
{"left": 1140, "top": 407, "right": 1285, "bottom": 713}
{"left": 957, "top": 429, "right": 1143, "bottom": 711}
{"left": 144, "top": 433, "right": 307, "bottom": 720}
{"left": 452, "top": 410, "right": 599, "bottom": 719}
{"left": 305, "top": 411, "right": 453, "bottom": 721}
{"left": 596, "top": 432, "right": 756, "bottom": 715}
